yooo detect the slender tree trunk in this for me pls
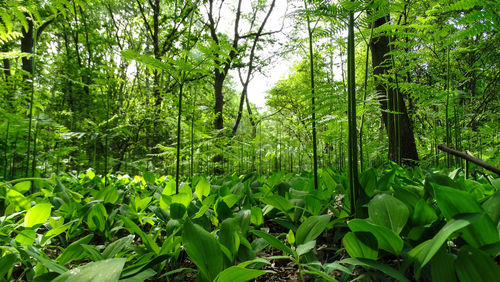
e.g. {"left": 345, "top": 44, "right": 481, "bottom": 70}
{"left": 369, "top": 14, "right": 418, "bottom": 165}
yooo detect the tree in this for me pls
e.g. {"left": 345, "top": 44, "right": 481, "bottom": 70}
{"left": 369, "top": 6, "right": 419, "bottom": 165}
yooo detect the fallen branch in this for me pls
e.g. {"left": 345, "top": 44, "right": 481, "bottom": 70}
{"left": 438, "top": 144, "right": 500, "bottom": 176}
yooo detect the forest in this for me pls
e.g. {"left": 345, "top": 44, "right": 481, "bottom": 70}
{"left": 0, "top": 0, "right": 499, "bottom": 281}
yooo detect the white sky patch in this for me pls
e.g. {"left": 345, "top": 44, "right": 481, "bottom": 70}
{"left": 216, "top": 0, "right": 297, "bottom": 112}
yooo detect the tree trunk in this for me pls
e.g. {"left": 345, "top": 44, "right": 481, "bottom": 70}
{"left": 370, "top": 14, "right": 419, "bottom": 165}
{"left": 21, "top": 20, "right": 34, "bottom": 78}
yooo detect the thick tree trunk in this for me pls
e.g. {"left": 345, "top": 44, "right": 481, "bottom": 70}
{"left": 214, "top": 71, "right": 225, "bottom": 131}
{"left": 370, "top": 14, "right": 419, "bottom": 165}
{"left": 21, "top": 20, "right": 34, "bottom": 78}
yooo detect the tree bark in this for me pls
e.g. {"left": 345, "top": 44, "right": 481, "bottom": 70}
{"left": 370, "top": 13, "right": 419, "bottom": 165}
{"left": 438, "top": 144, "right": 500, "bottom": 175}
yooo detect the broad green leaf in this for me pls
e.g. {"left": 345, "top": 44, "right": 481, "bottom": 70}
{"left": 6, "top": 188, "right": 30, "bottom": 210}
{"left": 250, "top": 206, "right": 264, "bottom": 226}
{"left": 412, "top": 199, "right": 437, "bottom": 226}
{"left": 56, "top": 234, "right": 94, "bottom": 265}
{"left": 13, "top": 181, "right": 31, "bottom": 193}
{"left": 0, "top": 253, "right": 17, "bottom": 277}
{"left": 121, "top": 268, "right": 156, "bottom": 282}
{"left": 222, "top": 194, "right": 240, "bottom": 208}
{"left": 434, "top": 184, "right": 499, "bottom": 247}
{"left": 182, "top": 219, "right": 223, "bottom": 281}
{"left": 81, "top": 244, "right": 105, "bottom": 261}
{"left": 86, "top": 203, "right": 107, "bottom": 232}
{"left": 368, "top": 194, "right": 409, "bottom": 234}
{"left": 261, "top": 194, "right": 293, "bottom": 213}
{"left": 86, "top": 169, "right": 95, "bottom": 180}
{"left": 339, "top": 258, "right": 410, "bottom": 282}
{"left": 24, "top": 246, "right": 68, "bottom": 274}
{"left": 296, "top": 214, "right": 331, "bottom": 245}
{"left": 348, "top": 219, "right": 403, "bottom": 254}
{"left": 343, "top": 232, "right": 378, "bottom": 259}
{"left": 171, "top": 184, "right": 192, "bottom": 208}
{"left": 455, "top": 245, "right": 500, "bottom": 282}
{"left": 102, "top": 235, "right": 134, "bottom": 259}
{"left": 196, "top": 177, "right": 210, "bottom": 199}
{"left": 170, "top": 203, "right": 186, "bottom": 219}
{"left": 377, "top": 169, "right": 395, "bottom": 191}
{"left": 296, "top": 240, "right": 316, "bottom": 256}
{"left": 163, "top": 180, "right": 176, "bottom": 196}
{"left": 408, "top": 213, "right": 481, "bottom": 270}
{"left": 121, "top": 216, "right": 160, "bottom": 254}
{"left": 360, "top": 168, "right": 377, "bottom": 197}
{"left": 193, "top": 194, "right": 216, "bottom": 219}
{"left": 250, "top": 229, "right": 294, "bottom": 255}
{"left": 219, "top": 218, "right": 240, "bottom": 259}
{"left": 25, "top": 203, "right": 52, "bottom": 228}
{"left": 143, "top": 171, "right": 155, "bottom": 184}
{"left": 15, "top": 229, "right": 36, "bottom": 245}
{"left": 434, "top": 184, "right": 482, "bottom": 218}
{"left": 287, "top": 230, "right": 295, "bottom": 245}
{"left": 214, "top": 266, "right": 270, "bottom": 282}
{"left": 482, "top": 190, "right": 500, "bottom": 224}
{"left": 431, "top": 247, "right": 457, "bottom": 282}
{"left": 52, "top": 258, "right": 126, "bottom": 282}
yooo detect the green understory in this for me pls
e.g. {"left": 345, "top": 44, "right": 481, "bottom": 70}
{"left": 1, "top": 164, "right": 499, "bottom": 281}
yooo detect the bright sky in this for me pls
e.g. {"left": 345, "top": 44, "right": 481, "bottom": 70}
{"left": 217, "top": 0, "right": 297, "bottom": 112}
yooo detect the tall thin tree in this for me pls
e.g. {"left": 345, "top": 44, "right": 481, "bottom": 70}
{"left": 304, "top": 0, "right": 318, "bottom": 190}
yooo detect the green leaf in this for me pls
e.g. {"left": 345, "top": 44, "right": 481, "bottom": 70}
{"left": 170, "top": 203, "right": 186, "bottom": 219}
{"left": 219, "top": 218, "right": 240, "bottom": 259}
{"left": 182, "top": 219, "right": 223, "bottom": 281}
{"left": 214, "top": 266, "right": 270, "bottom": 282}
{"left": 408, "top": 213, "right": 481, "bottom": 270}
{"left": 143, "top": 172, "right": 155, "bottom": 184}
{"left": 81, "top": 244, "right": 105, "bottom": 261}
{"left": 52, "top": 258, "right": 126, "bottom": 282}
{"left": 339, "top": 258, "right": 410, "bottom": 282}
{"left": 0, "top": 253, "right": 17, "bottom": 277}
{"left": 121, "top": 216, "right": 160, "bottom": 255}
{"left": 261, "top": 194, "right": 293, "bottom": 213}
{"left": 348, "top": 219, "right": 403, "bottom": 254}
{"left": 25, "top": 203, "right": 52, "bottom": 228}
{"left": 195, "top": 177, "right": 211, "bottom": 199}
{"left": 377, "top": 169, "right": 395, "bottom": 191}
{"left": 6, "top": 188, "right": 30, "bottom": 210}
{"left": 343, "top": 232, "right": 378, "bottom": 259}
{"left": 24, "top": 246, "right": 68, "bottom": 274}
{"left": 482, "top": 190, "right": 500, "bottom": 224}
{"left": 455, "top": 245, "right": 500, "bottom": 282}
{"left": 368, "top": 194, "right": 409, "bottom": 234}
{"left": 250, "top": 206, "right": 264, "bottom": 226}
{"left": 193, "top": 194, "right": 216, "bottom": 219}
{"left": 87, "top": 203, "right": 108, "bottom": 232}
{"left": 412, "top": 199, "right": 437, "bottom": 226}
{"left": 434, "top": 184, "right": 499, "bottom": 247}
{"left": 287, "top": 230, "right": 295, "bottom": 245}
{"left": 56, "top": 234, "right": 94, "bottom": 265}
{"left": 295, "top": 214, "right": 331, "bottom": 245}
{"left": 102, "top": 235, "right": 134, "bottom": 259}
{"left": 431, "top": 247, "right": 457, "bottom": 282}
{"left": 250, "top": 229, "right": 294, "bottom": 255}
{"left": 360, "top": 169, "right": 377, "bottom": 197}
{"left": 13, "top": 181, "right": 31, "bottom": 193}
{"left": 15, "top": 229, "right": 36, "bottom": 245}
{"left": 171, "top": 184, "right": 192, "bottom": 208}
{"left": 296, "top": 240, "right": 316, "bottom": 256}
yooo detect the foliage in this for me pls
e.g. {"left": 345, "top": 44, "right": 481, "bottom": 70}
{"left": 0, "top": 165, "right": 498, "bottom": 280}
